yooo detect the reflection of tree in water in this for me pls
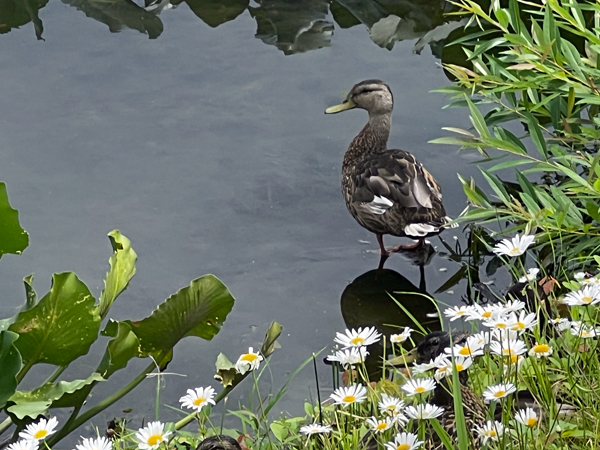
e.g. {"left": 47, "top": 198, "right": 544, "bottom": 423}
{"left": 2, "top": 0, "right": 464, "bottom": 56}
{"left": 249, "top": 0, "right": 334, "bottom": 55}
{"left": 339, "top": 255, "right": 441, "bottom": 380}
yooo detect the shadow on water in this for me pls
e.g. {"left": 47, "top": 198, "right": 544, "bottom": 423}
{"left": 338, "top": 248, "right": 441, "bottom": 380}
{"left": 0, "top": 0, "right": 465, "bottom": 56}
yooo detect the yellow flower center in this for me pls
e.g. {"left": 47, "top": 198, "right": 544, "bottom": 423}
{"left": 342, "top": 395, "right": 356, "bottom": 403}
{"left": 526, "top": 418, "right": 537, "bottom": 427}
{"left": 502, "top": 349, "right": 513, "bottom": 356}
{"left": 193, "top": 397, "right": 206, "bottom": 406}
{"left": 494, "top": 390, "right": 506, "bottom": 398}
{"left": 34, "top": 430, "right": 48, "bottom": 439}
{"left": 241, "top": 353, "right": 258, "bottom": 362}
{"left": 376, "top": 422, "right": 387, "bottom": 430}
{"left": 397, "top": 445, "right": 410, "bottom": 450}
{"left": 456, "top": 364, "right": 464, "bottom": 371}
{"left": 511, "top": 247, "right": 520, "bottom": 253}
{"left": 506, "top": 355, "right": 519, "bottom": 364}
{"left": 489, "top": 430, "right": 497, "bottom": 437}
{"left": 533, "top": 344, "right": 549, "bottom": 353}
{"left": 458, "top": 347, "right": 471, "bottom": 356}
{"left": 582, "top": 296, "right": 592, "bottom": 304}
{"left": 495, "top": 323, "right": 507, "bottom": 329}
{"left": 515, "top": 322, "right": 525, "bottom": 329}
{"left": 482, "top": 311, "right": 492, "bottom": 318}
{"left": 415, "top": 387, "right": 426, "bottom": 393}
{"left": 350, "top": 337, "right": 364, "bottom": 345}
{"left": 147, "top": 435, "right": 163, "bottom": 446}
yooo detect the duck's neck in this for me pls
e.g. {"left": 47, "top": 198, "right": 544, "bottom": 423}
{"left": 343, "top": 112, "right": 391, "bottom": 165}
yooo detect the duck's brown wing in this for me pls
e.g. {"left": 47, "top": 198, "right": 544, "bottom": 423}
{"left": 350, "top": 150, "right": 448, "bottom": 236}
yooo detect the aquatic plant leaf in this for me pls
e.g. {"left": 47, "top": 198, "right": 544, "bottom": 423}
{"left": 97, "top": 320, "right": 141, "bottom": 378}
{"left": 126, "top": 275, "right": 235, "bottom": 354}
{"left": 214, "top": 353, "right": 237, "bottom": 387}
{"left": 23, "top": 274, "right": 37, "bottom": 310}
{"left": 9, "top": 273, "right": 100, "bottom": 366}
{"left": 99, "top": 230, "right": 137, "bottom": 319}
{"left": 0, "top": 182, "right": 29, "bottom": 258}
{"left": 0, "top": 331, "right": 22, "bottom": 409}
{"left": 7, "top": 373, "right": 104, "bottom": 419}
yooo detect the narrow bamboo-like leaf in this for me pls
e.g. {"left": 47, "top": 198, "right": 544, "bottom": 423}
{"left": 523, "top": 112, "right": 548, "bottom": 158}
{"left": 488, "top": 159, "right": 531, "bottom": 171}
{"left": 481, "top": 169, "right": 511, "bottom": 204}
{"left": 465, "top": 96, "right": 491, "bottom": 138}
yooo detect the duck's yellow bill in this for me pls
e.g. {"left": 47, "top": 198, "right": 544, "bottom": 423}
{"left": 387, "top": 347, "right": 418, "bottom": 366}
{"left": 325, "top": 98, "right": 357, "bottom": 114}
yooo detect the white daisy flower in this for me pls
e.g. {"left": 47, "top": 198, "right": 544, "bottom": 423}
{"left": 529, "top": 342, "right": 552, "bottom": 358}
{"left": 466, "top": 304, "right": 498, "bottom": 322}
{"left": 492, "top": 233, "right": 535, "bottom": 257}
{"left": 571, "top": 323, "right": 600, "bottom": 339}
{"left": 330, "top": 384, "right": 367, "bottom": 407}
{"left": 412, "top": 359, "right": 437, "bottom": 374}
{"left": 334, "top": 327, "right": 381, "bottom": 348}
{"left": 497, "top": 299, "right": 526, "bottom": 314}
{"left": 490, "top": 328, "right": 519, "bottom": 342}
{"left": 562, "top": 285, "right": 600, "bottom": 306}
{"left": 508, "top": 311, "right": 538, "bottom": 333}
{"left": 384, "top": 432, "right": 423, "bottom": 450}
{"left": 75, "top": 437, "right": 113, "bottom": 450}
{"left": 400, "top": 377, "right": 436, "bottom": 396}
{"left": 519, "top": 268, "right": 540, "bottom": 283}
{"left": 444, "top": 336, "right": 485, "bottom": 358}
{"left": 326, "top": 346, "right": 369, "bottom": 368}
{"left": 390, "top": 327, "right": 412, "bottom": 344}
{"left": 179, "top": 386, "right": 216, "bottom": 412}
{"left": 443, "top": 306, "right": 472, "bottom": 321}
{"left": 135, "top": 421, "right": 172, "bottom": 450}
{"left": 550, "top": 317, "right": 571, "bottom": 332}
{"left": 235, "top": 347, "right": 263, "bottom": 374}
{"left": 514, "top": 408, "right": 538, "bottom": 428}
{"left": 490, "top": 339, "right": 527, "bottom": 358}
{"left": 580, "top": 276, "right": 599, "bottom": 285}
{"left": 482, "top": 382, "right": 516, "bottom": 403}
{"left": 366, "top": 416, "right": 396, "bottom": 433}
{"left": 19, "top": 417, "right": 59, "bottom": 442}
{"left": 299, "top": 423, "right": 332, "bottom": 435}
{"left": 7, "top": 440, "right": 39, "bottom": 450}
{"left": 404, "top": 403, "right": 444, "bottom": 420}
{"left": 475, "top": 420, "right": 505, "bottom": 444}
{"left": 483, "top": 315, "right": 512, "bottom": 331}
{"left": 378, "top": 393, "right": 405, "bottom": 416}
{"left": 574, "top": 272, "right": 586, "bottom": 281}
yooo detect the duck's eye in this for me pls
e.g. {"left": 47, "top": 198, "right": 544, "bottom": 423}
{"left": 429, "top": 337, "right": 439, "bottom": 346}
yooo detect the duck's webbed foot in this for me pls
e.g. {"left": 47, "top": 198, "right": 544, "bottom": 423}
{"left": 374, "top": 234, "right": 425, "bottom": 255}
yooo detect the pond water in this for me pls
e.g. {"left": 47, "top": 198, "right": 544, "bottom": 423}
{"left": 0, "top": 0, "right": 486, "bottom": 438}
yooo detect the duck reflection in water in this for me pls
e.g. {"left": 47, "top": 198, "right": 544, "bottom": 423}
{"left": 334, "top": 250, "right": 441, "bottom": 381}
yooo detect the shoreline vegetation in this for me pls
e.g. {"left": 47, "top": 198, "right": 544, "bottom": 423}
{"left": 3, "top": 0, "right": 600, "bottom": 448}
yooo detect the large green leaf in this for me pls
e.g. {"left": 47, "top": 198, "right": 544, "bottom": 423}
{"left": 9, "top": 273, "right": 100, "bottom": 366}
{"left": 7, "top": 373, "right": 104, "bottom": 419}
{"left": 97, "top": 320, "right": 141, "bottom": 378}
{"left": 0, "top": 331, "right": 22, "bottom": 409}
{"left": 99, "top": 230, "right": 137, "bottom": 319}
{"left": 126, "top": 275, "right": 235, "bottom": 354}
{"left": 0, "top": 182, "right": 29, "bottom": 258}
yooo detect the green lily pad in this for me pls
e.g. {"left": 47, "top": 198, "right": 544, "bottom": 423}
{"left": 126, "top": 275, "right": 235, "bottom": 355}
{"left": 9, "top": 272, "right": 101, "bottom": 366}
{"left": 0, "top": 182, "right": 29, "bottom": 258}
{"left": 0, "top": 331, "right": 22, "bottom": 409}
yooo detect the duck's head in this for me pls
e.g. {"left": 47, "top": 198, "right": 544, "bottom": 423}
{"left": 325, "top": 79, "right": 393, "bottom": 116}
{"left": 393, "top": 330, "right": 470, "bottom": 365}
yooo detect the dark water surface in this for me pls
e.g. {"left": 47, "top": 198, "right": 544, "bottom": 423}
{"left": 0, "top": 0, "right": 483, "bottom": 436}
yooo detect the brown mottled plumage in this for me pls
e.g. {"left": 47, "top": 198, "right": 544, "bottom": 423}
{"left": 326, "top": 80, "right": 455, "bottom": 255}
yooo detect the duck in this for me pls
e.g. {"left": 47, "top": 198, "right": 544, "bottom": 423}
{"left": 402, "top": 330, "right": 486, "bottom": 449}
{"left": 196, "top": 435, "right": 241, "bottom": 450}
{"left": 325, "top": 80, "right": 456, "bottom": 255}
